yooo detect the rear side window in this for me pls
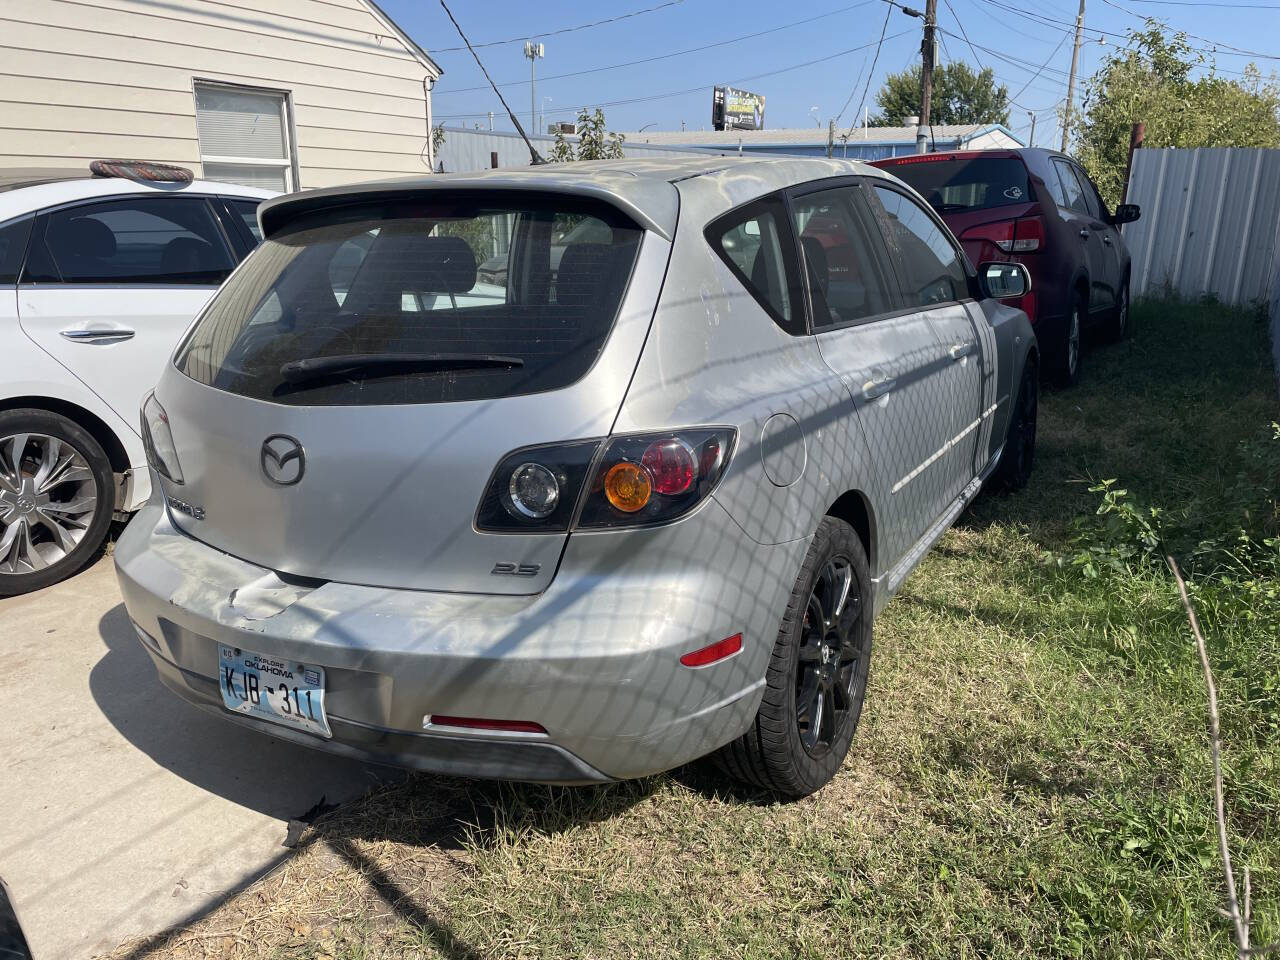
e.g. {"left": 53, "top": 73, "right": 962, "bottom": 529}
{"left": 175, "top": 196, "right": 644, "bottom": 405}
{"left": 1051, "top": 159, "right": 1089, "bottom": 215}
{"left": 789, "top": 186, "right": 896, "bottom": 328}
{"left": 868, "top": 185, "right": 968, "bottom": 307}
{"left": 706, "top": 196, "right": 805, "bottom": 335}
{"left": 0, "top": 217, "right": 32, "bottom": 284}
{"left": 227, "top": 199, "right": 263, "bottom": 243}
{"left": 27, "top": 196, "right": 235, "bottom": 284}
{"left": 881, "top": 156, "right": 1032, "bottom": 212}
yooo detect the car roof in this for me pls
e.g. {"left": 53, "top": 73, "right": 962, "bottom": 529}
{"left": 258, "top": 156, "right": 895, "bottom": 242}
{"left": 0, "top": 172, "right": 276, "bottom": 223}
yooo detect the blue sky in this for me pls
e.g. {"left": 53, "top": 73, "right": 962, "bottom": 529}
{"left": 382, "top": 0, "right": 1280, "bottom": 146}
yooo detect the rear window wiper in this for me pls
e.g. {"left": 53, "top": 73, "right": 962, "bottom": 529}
{"left": 279, "top": 352, "right": 524, "bottom": 386}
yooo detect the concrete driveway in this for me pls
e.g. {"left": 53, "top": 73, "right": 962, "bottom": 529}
{"left": 0, "top": 556, "right": 388, "bottom": 959}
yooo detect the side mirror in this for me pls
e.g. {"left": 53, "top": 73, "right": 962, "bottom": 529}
{"left": 1113, "top": 203, "right": 1141, "bottom": 225}
{"left": 979, "top": 261, "right": 1031, "bottom": 300}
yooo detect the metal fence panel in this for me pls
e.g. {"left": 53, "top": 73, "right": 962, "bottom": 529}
{"left": 1125, "top": 147, "right": 1280, "bottom": 306}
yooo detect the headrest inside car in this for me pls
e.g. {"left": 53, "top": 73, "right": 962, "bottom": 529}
{"left": 53, "top": 217, "right": 116, "bottom": 259}
{"left": 376, "top": 232, "right": 478, "bottom": 295}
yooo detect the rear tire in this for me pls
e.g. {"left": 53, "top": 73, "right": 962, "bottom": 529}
{"left": 1105, "top": 275, "right": 1130, "bottom": 342}
{"left": 1051, "top": 294, "right": 1084, "bottom": 387}
{"left": 715, "top": 517, "right": 871, "bottom": 798}
{"left": 0, "top": 409, "right": 114, "bottom": 597}
{"left": 993, "top": 358, "right": 1038, "bottom": 492}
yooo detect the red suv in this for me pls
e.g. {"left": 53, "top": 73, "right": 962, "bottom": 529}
{"left": 873, "top": 148, "right": 1140, "bottom": 385}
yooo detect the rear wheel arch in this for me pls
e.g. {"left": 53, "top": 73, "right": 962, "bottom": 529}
{"left": 0, "top": 396, "right": 131, "bottom": 476}
{"left": 825, "top": 490, "right": 875, "bottom": 578}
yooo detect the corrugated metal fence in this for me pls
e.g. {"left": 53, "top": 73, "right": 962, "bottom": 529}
{"left": 435, "top": 126, "right": 714, "bottom": 173}
{"left": 1124, "top": 147, "right": 1280, "bottom": 306}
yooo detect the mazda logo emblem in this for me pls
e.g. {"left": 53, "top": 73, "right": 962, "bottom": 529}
{"left": 261, "top": 434, "right": 305, "bottom": 486}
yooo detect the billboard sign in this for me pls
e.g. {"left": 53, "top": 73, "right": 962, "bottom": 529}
{"left": 712, "top": 86, "right": 765, "bottom": 131}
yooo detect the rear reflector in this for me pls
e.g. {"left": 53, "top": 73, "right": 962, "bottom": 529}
{"left": 680, "top": 633, "right": 743, "bottom": 668}
{"left": 425, "top": 715, "right": 547, "bottom": 734}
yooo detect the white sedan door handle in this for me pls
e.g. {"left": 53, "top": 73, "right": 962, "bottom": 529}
{"left": 60, "top": 328, "right": 135, "bottom": 343}
{"left": 949, "top": 341, "right": 974, "bottom": 361}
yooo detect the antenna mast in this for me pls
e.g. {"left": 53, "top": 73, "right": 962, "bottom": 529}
{"left": 439, "top": 1, "right": 545, "bottom": 165}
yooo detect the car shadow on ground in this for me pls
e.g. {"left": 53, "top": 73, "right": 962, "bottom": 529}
{"left": 90, "top": 602, "right": 394, "bottom": 821}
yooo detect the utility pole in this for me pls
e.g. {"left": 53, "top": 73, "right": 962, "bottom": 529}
{"left": 827, "top": 118, "right": 835, "bottom": 158}
{"left": 523, "top": 41, "right": 544, "bottom": 137}
{"left": 1027, "top": 110, "right": 1036, "bottom": 147}
{"left": 901, "top": 0, "right": 938, "bottom": 153}
{"left": 1062, "top": 0, "right": 1085, "bottom": 151}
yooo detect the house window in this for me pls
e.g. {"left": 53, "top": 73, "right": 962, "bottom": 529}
{"left": 193, "top": 81, "right": 297, "bottom": 192}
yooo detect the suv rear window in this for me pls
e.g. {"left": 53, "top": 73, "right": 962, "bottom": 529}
{"left": 175, "top": 195, "right": 644, "bottom": 405}
{"left": 883, "top": 156, "right": 1031, "bottom": 213}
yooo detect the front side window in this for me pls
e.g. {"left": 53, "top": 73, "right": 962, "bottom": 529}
{"left": 195, "top": 82, "right": 295, "bottom": 192}
{"left": 175, "top": 196, "right": 643, "bottom": 405}
{"left": 789, "top": 186, "right": 896, "bottom": 328}
{"left": 706, "top": 197, "right": 804, "bottom": 334}
{"left": 25, "top": 197, "right": 235, "bottom": 284}
{"left": 868, "top": 185, "right": 967, "bottom": 307}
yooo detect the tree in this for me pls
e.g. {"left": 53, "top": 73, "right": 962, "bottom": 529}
{"left": 1073, "top": 22, "right": 1280, "bottom": 206}
{"left": 871, "top": 62, "right": 1010, "bottom": 126}
{"left": 549, "top": 107, "right": 626, "bottom": 162}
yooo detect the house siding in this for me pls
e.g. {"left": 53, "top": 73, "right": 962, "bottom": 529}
{"left": 0, "top": 0, "right": 439, "bottom": 189}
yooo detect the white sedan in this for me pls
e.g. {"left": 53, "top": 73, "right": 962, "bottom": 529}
{"left": 0, "top": 162, "right": 274, "bottom": 595}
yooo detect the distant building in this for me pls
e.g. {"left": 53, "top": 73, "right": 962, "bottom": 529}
{"left": 3, "top": 0, "right": 441, "bottom": 190}
{"left": 616, "top": 124, "right": 1025, "bottom": 162}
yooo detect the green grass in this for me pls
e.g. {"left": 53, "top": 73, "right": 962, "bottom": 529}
{"left": 109, "top": 300, "right": 1280, "bottom": 960}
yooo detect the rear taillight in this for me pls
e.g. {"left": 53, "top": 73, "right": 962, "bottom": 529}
{"left": 140, "top": 392, "right": 183, "bottom": 484}
{"left": 961, "top": 216, "right": 1044, "bottom": 254}
{"left": 475, "top": 428, "right": 736, "bottom": 533}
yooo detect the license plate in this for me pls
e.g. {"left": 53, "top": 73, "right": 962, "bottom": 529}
{"left": 217, "top": 643, "right": 331, "bottom": 738}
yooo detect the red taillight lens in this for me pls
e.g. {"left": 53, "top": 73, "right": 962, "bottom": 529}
{"left": 576, "top": 427, "right": 737, "bottom": 530}
{"left": 1012, "top": 216, "right": 1044, "bottom": 253}
{"left": 641, "top": 438, "right": 696, "bottom": 496}
{"left": 680, "top": 633, "right": 743, "bottom": 667}
{"left": 961, "top": 217, "right": 1044, "bottom": 254}
{"left": 426, "top": 715, "right": 547, "bottom": 734}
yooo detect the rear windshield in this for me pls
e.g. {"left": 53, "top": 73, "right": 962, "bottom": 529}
{"left": 883, "top": 156, "right": 1032, "bottom": 213}
{"left": 175, "top": 195, "right": 644, "bottom": 405}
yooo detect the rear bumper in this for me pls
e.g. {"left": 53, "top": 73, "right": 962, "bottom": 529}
{"left": 114, "top": 499, "right": 809, "bottom": 783}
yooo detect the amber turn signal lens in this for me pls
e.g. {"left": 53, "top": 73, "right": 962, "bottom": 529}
{"left": 603, "top": 461, "right": 652, "bottom": 513}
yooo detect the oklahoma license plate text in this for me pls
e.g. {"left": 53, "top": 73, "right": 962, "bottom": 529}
{"left": 217, "top": 643, "right": 331, "bottom": 738}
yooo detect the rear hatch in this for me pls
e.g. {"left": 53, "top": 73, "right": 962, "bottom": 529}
{"left": 153, "top": 190, "right": 666, "bottom": 594}
{"left": 873, "top": 152, "right": 1040, "bottom": 265}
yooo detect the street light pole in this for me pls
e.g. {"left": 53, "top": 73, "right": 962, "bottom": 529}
{"left": 1027, "top": 110, "right": 1036, "bottom": 147}
{"left": 523, "top": 41, "right": 544, "bottom": 136}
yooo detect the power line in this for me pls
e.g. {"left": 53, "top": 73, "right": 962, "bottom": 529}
{"left": 436, "top": 2, "right": 878, "bottom": 96}
{"left": 437, "top": 31, "right": 915, "bottom": 123}
{"left": 1124, "top": 0, "right": 1280, "bottom": 7}
{"left": 840, "top": 0, "right": 894, "bottom": 139}
{"left": 1095, "top": 0, "right": 1280, "bottom": 59}
{"left": 431, "top": 0, "right": 686, "bottom": 53}
{"left": 1009, "top": 32, "right": 1070, "bottom": 104}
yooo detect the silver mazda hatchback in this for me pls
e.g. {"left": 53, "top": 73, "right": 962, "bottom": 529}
{"left": 115, "top": 157, "right": 1038, "bottom": 797}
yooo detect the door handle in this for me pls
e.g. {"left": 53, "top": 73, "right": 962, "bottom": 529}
{"left": 949, "top": 341, "right": 974, "bottom": 361}
{"left": 60, "top": 328, "right": 135, "bottom": 343}
{"left": 1102, "top": 235, "right": 1113, "bottom": 246}
{"left": 861, "top": 374, "right": 896, "bottom": 401}
{"left": 1078, "top": 229, "right": 1090, "bottom": 240}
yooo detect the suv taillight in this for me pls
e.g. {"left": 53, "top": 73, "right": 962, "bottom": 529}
{"left": 961, "top": 216, "right": 1044, "bottom": 253}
